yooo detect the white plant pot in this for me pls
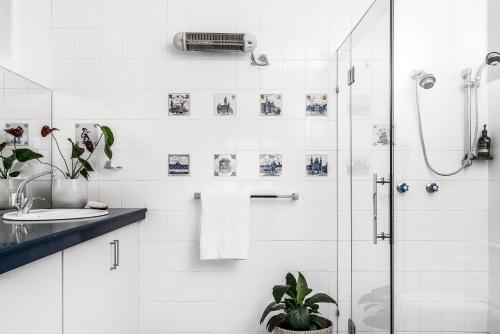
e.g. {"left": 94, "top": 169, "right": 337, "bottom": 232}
{"left": 274, "top": 325, "right": 333, "bottom": 334}
{"left": 52, "top": 178, "right": 88, "bottom": 208}
{"left": 0, "top": 179, "right": 24, "bottom": 209}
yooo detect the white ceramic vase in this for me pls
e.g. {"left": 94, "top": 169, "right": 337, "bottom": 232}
{"left": 0, "top": 179, "right": 24, "bottom": 209}
{"left": 52, "top": 178, "right": 88, "bottom": 208}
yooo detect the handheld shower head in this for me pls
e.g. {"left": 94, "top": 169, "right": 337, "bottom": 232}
{"left": 411, "top": 70, "right": 436, "bottom": 89}
{"left": 475, "top": 51, "right": 500, "bottom": 82}
{"left": 486, "top": 51, "right": 500, "bottom": 66}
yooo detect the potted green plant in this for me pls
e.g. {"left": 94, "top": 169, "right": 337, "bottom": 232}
{"left": 0, "top": 127, "right": 44, "bottom": 208}
{"left": 260, "top": 272, "right": 337, "bottom": 334}
{"left": 40, "top": 125, "right": 114, "bottom": 208}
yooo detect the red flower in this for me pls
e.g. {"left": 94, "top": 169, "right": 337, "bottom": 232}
{"left": 84, "top": 140, "right": 94, "bottom": 152}
{"left": 41, "top": 125, "right": 58, "bottom": 137}
{"left": 5, "top": 126, "right": 24, "bottom": 138}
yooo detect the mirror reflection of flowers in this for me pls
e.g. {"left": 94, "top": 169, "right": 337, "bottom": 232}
{"left": 0, "top": 127, "right": 43, "bottom": 179}
{"left": 40, "top": 124, "right": 114, "bottom": 180}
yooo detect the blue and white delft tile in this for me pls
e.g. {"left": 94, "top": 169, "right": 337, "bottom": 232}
{"left": 214, "top": 154, "right": 237, "bottom": 177}
{"left": 259, "top": 154, "right": 282, "bottom": 176}
{"left": 169, "top": 93, "right": 190, "bottom": 116}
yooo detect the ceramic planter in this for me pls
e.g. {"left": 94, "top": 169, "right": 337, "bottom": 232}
{"left": 0, "top": 179, "right": 24, "bottom": 209}
{"left": 274, "top": 322, "right": 333, "bottom": 334}
{"left": 52, "top": 178, "right": 88, "bottom": 208}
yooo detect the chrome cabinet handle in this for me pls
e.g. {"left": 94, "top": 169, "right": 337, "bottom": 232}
{"left": 110, "top": 240, "right": 119, "bottom": 270}
{"left": 115, "top": 239, "right": 119, "bottom": 267}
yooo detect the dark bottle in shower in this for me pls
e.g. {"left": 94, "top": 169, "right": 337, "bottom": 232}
{"left": 477, "top": 124, "right": 491, "bottom": 158}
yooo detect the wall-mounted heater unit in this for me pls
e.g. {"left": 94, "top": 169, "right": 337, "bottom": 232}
{"left": 173, "top": 32, "right": 269, "bottom": 66}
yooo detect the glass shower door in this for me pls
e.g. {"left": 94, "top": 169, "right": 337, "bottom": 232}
{"left": 337, "top": 0, "right": 392, "bottom": 333}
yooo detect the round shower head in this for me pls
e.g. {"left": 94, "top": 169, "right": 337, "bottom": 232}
{"left": 486, "top": 51, "right": 500, "bottom": 66}
{"left": 411, "top": 70, "right": 436, "bottom": 89}
{"left": 418, "top": 73, "right": 436, "bottom": 89}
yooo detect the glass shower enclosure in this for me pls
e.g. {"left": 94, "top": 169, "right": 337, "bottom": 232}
{"left": 337, "top": 0, "right": 393, "bottom": 333}
{"left": 338, "top": 1, "right": 499, "bottom": 334}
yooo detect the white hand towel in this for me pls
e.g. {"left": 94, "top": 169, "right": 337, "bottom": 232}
{"left": 200, "top": 190, "right": 250, "bottom": 260}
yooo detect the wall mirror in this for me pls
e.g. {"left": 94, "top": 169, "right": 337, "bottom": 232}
{"left": 0, "top": 66, "right": 52, "bottom": 212}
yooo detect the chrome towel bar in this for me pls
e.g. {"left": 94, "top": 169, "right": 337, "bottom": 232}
{"left": 193, "top": 192, "right": 299, "bottom": 200}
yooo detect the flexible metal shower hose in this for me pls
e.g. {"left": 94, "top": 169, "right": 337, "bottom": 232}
{"left": 414, "top": 81, "right": 479, "bottom": 176}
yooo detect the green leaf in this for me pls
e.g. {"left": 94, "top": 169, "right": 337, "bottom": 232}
{"left": 98, "top": 125, "right": 114, "bottom": 146}
{"left": 9, "top": 171, "right": 20, "bottom": 177}
{"left": 288, "top": 305, "right": 310, "bottom": 330}
{"left": 305, "top": 293, "right": 338, "bottom": 307}
{"left": 286, "top": 272, "right": 297, "bottom": 291}
{"left": 104, "top": 145, "right": 113, "bottom": 160}
{"left": 272, "top": 285, "right": 289, "bottom": 303}
{"left": 310, "top": 314, "right": 330, "bottom": 329}
{"left": 266, "top": 313, "right": 287, "bottom": 333}
{"left": 260, "top": 302, "right": 286, "bottom": 324}
{"left": 2, "top": 155, "right": 15, "bottom": 171}
{"left": 284, "top": 298, "right": 296, "bottom": 310}
{"left": 285, "top": 273, "right": 297, "bottom": 299}
{"left": 310, "top": 304, "right": 320, "bottom": 310}
{"left": 80, "top": 168, "right": 89, "bottom": 180}
{"left": 309, "top": 322, "right": 319, "bottom": 330}
{"left": 99, "top": 125, "right": 114, "bottom": 160}
{"left": 14, "top": 148, "right": 44, "bottom": 162}
{"left": 296, "top": 272, "right": 309, "bottom": 304}
{"left": 0, "top": 142, "right": 6, "bottom": 152}
{"left": 78, "top": 157, "right": 94, "bottom": 172}
{"left": 68, "top": 139, "right": 85, "bottom": 158}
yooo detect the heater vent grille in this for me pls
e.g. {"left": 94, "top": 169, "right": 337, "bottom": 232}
{"left": 172, "top": 31, "right": 268, "bottom": 66}
{"left": 184, "top": 32, "right": 246, "bottom": 52}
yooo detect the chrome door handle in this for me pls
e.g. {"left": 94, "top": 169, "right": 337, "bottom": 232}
{"left": 110, "top": 240, "right": 119, "bottom": 270}
{"left": 373, "top": 173, "right": 390, "bottom": 244}
{"left": 373, "top": 173, "right": 378, "bottom": 244}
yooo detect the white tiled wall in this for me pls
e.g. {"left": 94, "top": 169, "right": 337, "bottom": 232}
{"left": 49, "top": 0, "right": 370, "bottom": 333}
{"left": 393, "top": 0, "right": 491, "bottom": 333}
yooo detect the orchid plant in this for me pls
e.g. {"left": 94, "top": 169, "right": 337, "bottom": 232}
{"left": 0, "top": 127, "right": 44, "bottom": 179}
{"left": 40, "top": 124, "right": 114, "bottom": 180}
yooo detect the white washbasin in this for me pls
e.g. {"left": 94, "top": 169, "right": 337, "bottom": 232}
{"left": 3, "top": 209, "right": 109, "bottom": 222}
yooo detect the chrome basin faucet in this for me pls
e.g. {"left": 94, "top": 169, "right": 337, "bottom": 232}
{"left": 11, "top": 170, "right": 55, "bottom": 214}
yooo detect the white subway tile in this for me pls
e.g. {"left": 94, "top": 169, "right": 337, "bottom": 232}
{"left": 74, "top": 0, "right": 99, "bottom": 27}
{"left": 145, "top": 0, "right": 168, "bottom": 28}
{"left": 98, "top": 29, "right": 122, "bottom": 58}
{"left": 98, "top": 180, "right": 122, "bottom": 207}
{"left": 52, "top": 28, "right": 74, "bottom": 58}
{"left": 74, "top": 28, "right": 98, "bottom": 58}
{"left": 123, "top": 0, "right": 145, "bottom": 28}
{"left": 52, "top": 0, "right": 75, "bottom": 27}
{"left": 99, "top": 0, "right": 123, "bottom": 27}
{"left": 122, "top": 180, "right": 146, "bottom": 207}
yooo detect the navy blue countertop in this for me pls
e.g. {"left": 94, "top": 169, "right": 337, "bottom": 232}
{"left": 0, "top": 208, "right": 147, "bottom": 274}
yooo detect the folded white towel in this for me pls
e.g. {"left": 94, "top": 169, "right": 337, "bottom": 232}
{"left": 199, "top": 190, "right": 250, "bottom": 260}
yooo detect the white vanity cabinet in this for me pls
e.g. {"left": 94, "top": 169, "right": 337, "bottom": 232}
{"left": 0, "top": 252, "right": 63, "bottom": 334}
{"left": 62, "top": 223, "right": 138, "bottom": 334}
